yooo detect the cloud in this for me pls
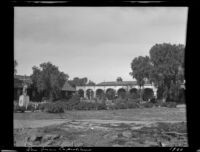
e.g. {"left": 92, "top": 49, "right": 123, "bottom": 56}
{"left": 15, "top": 7, "right": 188, "bottom": 46}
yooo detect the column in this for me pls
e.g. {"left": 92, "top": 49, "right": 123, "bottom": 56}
{"left": 84, "top": 90, "right": 87, "bottom": 99}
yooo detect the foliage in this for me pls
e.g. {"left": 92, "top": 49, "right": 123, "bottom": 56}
{"left": 161, "top": 102, "right": 177, "bottom": 108}
{"left": 27, "top": 103, "right": 36, "bottom": 111}
{"left": 106, "top": 89, "right": 116, "bottom": 100}
{"left": 126, "top": 101, "right": 140, "bottom": 109}
{"left": 30, "top": 62, "right": 68, "bottom": 101}
{"left": 87, "top": 80, "right": 96, "bottom": 86}
{"left": 68, "top": 77, "right": 88, "bottom": 87}
{"left": 14, "top": 104, "right": 25, "bottom": 113}
{"left": 41, "top": 102, "right": 65, "bottom": 113}
{"left": 130, "top": 56, "right": 153, "bottom": 100}
{"left": 142, "top": 88, "right": 154, "bottom": 101}
{"left": 116, "top": 77, "right": 123, "bottom": 82}
{"left": 141, "top": 102, "right": 154, "bottom": 108}
{"left": 154, "top": 101, "right": 177, "bottom": 108}
{"left": 149, "top": 43, "right": 185, "bottom": 102}
{"left": 128, "top": 92, "right": 140, "bottom": 99}
{"left": 117, "top": 89, "right": 126, "bottom": 99}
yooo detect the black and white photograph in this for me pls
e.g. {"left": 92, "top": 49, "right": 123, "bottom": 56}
{"left": 14, "top": 6, "right": 187, "bottom": 147}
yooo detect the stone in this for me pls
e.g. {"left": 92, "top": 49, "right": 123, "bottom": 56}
{"left": 144, "top": 141, "right": 160, "bottom": 147}
{"left": 112, "top": 144, "right": 122, "bottom": 147}
{"left": 122, "top": 131, "right": 132, "bottom": 138}
{"left": 30, "top": 134, "right": 43, "bottom": 142}
{"left": 43, "top": 134, "right": 60, "bottom": 140}
{"left": 110, "top": 123, "right": 119, "bottom": 127}
{"left": 110, "top": 134, "right": 119, "bottom": 140}
{"left": 60, "top": 141, "right": 73, "bottom": 147}
{"left": 73, "top": 142, "right": 84, "bottom": 147}
{"left": 42, "top": 140, "right": 54, "bottom": 146}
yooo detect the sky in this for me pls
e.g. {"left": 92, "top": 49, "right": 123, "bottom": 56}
{"left": 14, "top": 7, "right": 188, "bottom": 84}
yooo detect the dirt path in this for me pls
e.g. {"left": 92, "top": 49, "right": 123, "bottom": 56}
{"left": 14, "top": 118, "right": 186, "bottom": 129}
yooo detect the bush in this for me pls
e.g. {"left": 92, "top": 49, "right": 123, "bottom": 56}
{"left": 150, "top": 97, "right": 157, "bottom": 103}
{"left": 141, "top": 102, "right": 154, "bottom": 108}
{"left": 68, "top": 94, "right": 80, "bottom": 105}
{"left": 113, "top": 103, "right": 127, "bottom": 109}
{"left": 163, "top": 102, "right": 177, "bottom": 108}
{"left": 126, "top": 102, "right": 140, "bottom": 109}
{"left": 154, "top": 101, "right": 177, "bottom": 108}
{"left": 96, "top": 103, "right": 107, "bottom": 110}
{"left": 127, "top": 98, "right": 141, "bottom": 103}
{"left": 14, "top": 104, "right": 25, "bottom": 113}
{"left": 27, "top": 103, "right": 36, "bottom": 111}
{"left": 42, "top": 102, "right": 64, "bottom": 113}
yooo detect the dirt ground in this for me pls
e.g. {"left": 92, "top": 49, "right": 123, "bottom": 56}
{"left": 14, "top": 107, "right": 188, "bottom": 147}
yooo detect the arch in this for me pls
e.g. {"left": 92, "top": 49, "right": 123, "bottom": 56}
{"left": 117, "top": 88, "right": 126, "bottom": 99}
{"left": 78, "top": 89, "right": 84, "bottom": 98}
{"left": 142, "top": 88, "right": 154, "bottom": 101}
{"left": 96, "top": 89, "right": 104, "bottom": 99}
{"left": 106, "top": 88, "right": 116, "bottom": 100}
{"left": 128, "top": 88, "right": 139, "bottom": 99}
{"left": 86, "top": 89, "right": 94, "bottom": 100}
{"left": 129, "top": 88, "right": 138, "bottom": 94}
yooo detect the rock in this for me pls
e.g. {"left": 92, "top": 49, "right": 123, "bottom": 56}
{"left": 73, "top": 142, "right": 84, "bottom": 147}
{"left": 122, "top": 131, "right": 132, "bottom": 138}
{"left": 112, "top": 144, "right": 122, "bottom": 147}
{"left": 144, "top": 141, "right": 159, "bottom": 147}
{"left": 110, "top": 134, "right": 119, "bottom": 140}
{"left": 44, "top": 134, "right": 60, "bottom": 140}
{"left": 60, "top": 141, "right": 73, "bottom": 147}
{"left": 42, "top": 140, "right": 54, "bottom": 146}
{"left": 110, "top": 123, "right": 119, "bottom": 127}
{"left": 30, "top": 135, "right": 43, "bottom": 142}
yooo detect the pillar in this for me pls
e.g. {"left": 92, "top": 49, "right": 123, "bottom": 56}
{"left": 94, "top": 90, "right": 96, "bottom": 98}
{"left": 84, "top": 90, "right": 87, "bottom": 99}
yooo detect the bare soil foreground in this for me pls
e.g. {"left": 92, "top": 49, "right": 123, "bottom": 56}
{"left": 14, "top": 107, "right": 188, "bottom": 147}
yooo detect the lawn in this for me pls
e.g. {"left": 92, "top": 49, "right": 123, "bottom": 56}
{"left": 14, "top": 107, "right": 186, "bottom": 122}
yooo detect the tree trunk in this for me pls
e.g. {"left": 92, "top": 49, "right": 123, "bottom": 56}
{"left": 139, "top": 86, "right": 142, "bottom": 103}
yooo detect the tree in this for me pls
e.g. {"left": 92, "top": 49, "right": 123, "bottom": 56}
{"left": 149, "top": 43, "right": 185, "bottom": 102}
{"left": 30, "top": 62, "right": 69, "bottom": 101}
{"left": 68, "top": 77, "right": 88, "bottom": 87}
{"left": 87, "top": 80, "right": 96, "bottom": 86}
{"left": 116, "top": 77, "right": 123, "bottom": 82}
{"left": 14, "top": 60, "right": 18, "bottom": 75}
{"left": 130, "top": 56, "right": 153, "bottom": 101}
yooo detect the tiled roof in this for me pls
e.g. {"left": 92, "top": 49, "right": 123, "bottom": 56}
{"left": 62, "top": 81, "right": 76, "bottom": 91}
{"left": 96, "top": 81, "right": 137, "bottom": 86}
{"left": 96, "top": 81, "right": 152, "bottom": 86}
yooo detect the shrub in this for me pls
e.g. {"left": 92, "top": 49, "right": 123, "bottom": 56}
{"left": 154, "top": 101, "right": 177, "bottom": 108}
{"left": 96, "top": 103, "right": 107, "bottom": 110}
{"left": 142, "top": 88, "right": 154, "bottom": 101}
{"left": 27, "top": 103, "right": 36, "bottom": 111}
{"left": 114, "top": 103, "right": 127, "bottom": 109}
{"left": 163, "top": 102, "right": 177, "bottom": 108}
{"left": 126, "top": 102, "right": 140, "bottom": 109}
{"left": 14, "top": 105, "right": 25, "bottom": 113}
{"left": 150, "top": 97, "right": 157, "bottom": 103}
{"left": 127, "top": 98, "right": 141, "bottom": 103}
{"left": 14, "top": 103, "right": 19, "bottom": 113}
{"left": 68, "top": 94, "right": 80, "bottom": 105}
{"left": 42, "top": 102, "right": 64, "bottom": 113}
{"left": 141, "top": 102, "right": 154, "bottom": 108}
